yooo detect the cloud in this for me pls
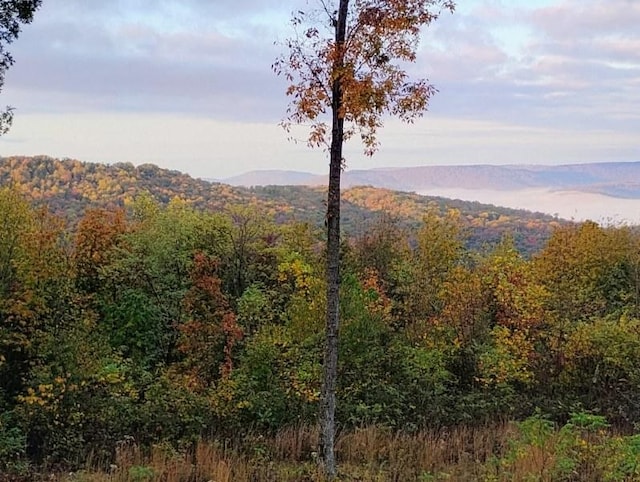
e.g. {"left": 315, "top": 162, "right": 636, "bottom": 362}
{"left": 530, "top": 0, "right": 640, "bottom": 39}
{"left": 10, "top": 0, "right": 637, "bottom": 132}
{"left": 519, "top": 1, "right": 640, "bottom": 130}
{"left": 4, "top": 0, "right": 291, "bottom": 121}
{"left": 410, "top": 0, "right": 640, "bottom": 136}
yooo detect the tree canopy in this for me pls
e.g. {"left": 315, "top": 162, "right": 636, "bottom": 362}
{"left": 274, "top": 0, "right": 455, "bottom": 155}
{"left": 1, "top": 181, "right": 640, "bottom": 479}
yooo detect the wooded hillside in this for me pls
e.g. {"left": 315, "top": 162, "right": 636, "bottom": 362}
{"left": 0, "top": 156, "right": 565, "bottom": 255}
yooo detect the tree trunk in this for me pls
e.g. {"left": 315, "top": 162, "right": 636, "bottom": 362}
{"left": 319, "top": 0, "right": 349, "bottom": 479}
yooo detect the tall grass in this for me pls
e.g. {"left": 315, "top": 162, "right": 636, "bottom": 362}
{"left": 54, "top": 424, "right": 509, "bottom": 481}
{"left": 53, "top": 420, "right": 637, "bottom": 481}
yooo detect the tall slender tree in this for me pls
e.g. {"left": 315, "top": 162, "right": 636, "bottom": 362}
{"left": 274, "top": 0, "right": 454, "bottom": 476}
{"left": 0, "top": 0, "right": 42, "bottom": 135}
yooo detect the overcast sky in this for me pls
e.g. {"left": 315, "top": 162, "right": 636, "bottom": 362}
{"left": 0, "top": 0, "right": 638, "bottom": 179}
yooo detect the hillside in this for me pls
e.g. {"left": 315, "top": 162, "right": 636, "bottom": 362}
{"left": 0, "top": 156, "right": 567, "bottom": 254}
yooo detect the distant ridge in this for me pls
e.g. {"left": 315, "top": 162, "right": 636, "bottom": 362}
{"left": 221, "top": 170, "right": 322, "bottom": 187}
{"left": 222, "top": 161, "right": 640, "bottom": 199}
{"left": 3, "top": 155, "right": 638, "bottom": 227}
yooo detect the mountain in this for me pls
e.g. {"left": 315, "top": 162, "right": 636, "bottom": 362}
{"left": 0, "top": 156, "right": 569, "bottom": 255}
{"left": 222, "top": 162, "right": 640, "bottom": 198}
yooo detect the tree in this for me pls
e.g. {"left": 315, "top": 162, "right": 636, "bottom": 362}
{"left": 74, "top": 208, "right": 128, "bottom": 294}
{"left": 175, "top": 252, "right": 242, "bottom": 389}
{"left": 0, "top": 0, "right": 42, "bottom": 134}
{"left": 274, "top": 0, "right": 455, "bottom": 476}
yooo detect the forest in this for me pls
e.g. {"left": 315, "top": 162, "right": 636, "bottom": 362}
{"left": 0, "top": 156, "right": 564, "bottom": 255}
{"left": 1, "top": 158, "right": 640, "bottom": 480}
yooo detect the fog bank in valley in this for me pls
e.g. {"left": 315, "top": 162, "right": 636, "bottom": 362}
{"left": 419, "top": 188, "right": 640, "bottom": 226}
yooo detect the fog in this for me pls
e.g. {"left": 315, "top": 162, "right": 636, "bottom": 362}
{"left": 418, "top": 188, "right": 640, "bottom": 226}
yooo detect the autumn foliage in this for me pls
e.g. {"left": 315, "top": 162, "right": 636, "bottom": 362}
{"left": 2, "top": 168, "right": 640, "bottom": 477}
{"left": 274, "top": 0, "right": 455, "bottom": 154}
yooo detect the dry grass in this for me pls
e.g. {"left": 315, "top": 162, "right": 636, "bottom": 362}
{"left": 51, "top": 421, "right": 616, "bottom": 482}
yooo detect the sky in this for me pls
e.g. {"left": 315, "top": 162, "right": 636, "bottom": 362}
{"left": 0, "top": 0, "right": 639, "bottom": 180}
